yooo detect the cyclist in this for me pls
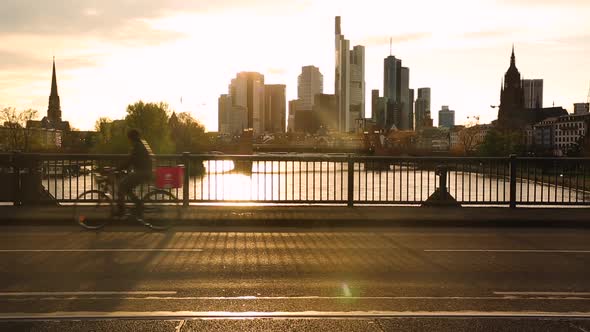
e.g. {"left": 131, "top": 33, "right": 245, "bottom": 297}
{"left": 115, "top": 129, "right": 155, "bottom": 218}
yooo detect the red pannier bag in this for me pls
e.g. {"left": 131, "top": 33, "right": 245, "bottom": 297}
{"left": 155, "top": 166, "right": 184, "bottom": 189}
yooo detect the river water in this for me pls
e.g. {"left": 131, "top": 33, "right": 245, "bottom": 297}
{"left": 42, "top": 159, "right": 589, "bottom": 205}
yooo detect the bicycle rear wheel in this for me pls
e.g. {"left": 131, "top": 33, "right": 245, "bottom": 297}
{"left": 73, "top": 190, "right": 113, "bottom": 230}
{"left": 141, "top": 189, "right": 181, "bottom": 230}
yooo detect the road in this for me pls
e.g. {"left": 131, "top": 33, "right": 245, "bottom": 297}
{"left": 2, "top": 225, "right": 590, "bottom": 331}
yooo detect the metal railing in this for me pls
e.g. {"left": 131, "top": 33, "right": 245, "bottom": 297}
{"left": 1, "top": 152, "right": 590, "bottom": 207}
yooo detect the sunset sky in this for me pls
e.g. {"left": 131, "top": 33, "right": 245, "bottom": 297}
{"left": 1, "top": 0, "right": 589, "bottom": 131}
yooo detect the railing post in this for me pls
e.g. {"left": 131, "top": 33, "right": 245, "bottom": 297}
{"left": 12, "top": 152, "right": 22, "bottom": 206}
{"left": 509, "top": 154, "right": 517, "bottom": 208}
{"left": 182, "top": 152, "right": 190, "bottom": 207}
{"left": 347, "top": 156, "right": 354, "bottom": 207}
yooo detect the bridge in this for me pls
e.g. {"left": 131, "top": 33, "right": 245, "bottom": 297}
{"left": 1, "top": 153, "right": 590, "bottom": 330}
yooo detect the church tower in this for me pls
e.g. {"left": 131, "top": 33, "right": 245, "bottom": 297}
{"left": 498, "top": 46, "right": 525, "bottom": 128}
{"left": 47, "top": 57, "right": 62, "bottom": 125}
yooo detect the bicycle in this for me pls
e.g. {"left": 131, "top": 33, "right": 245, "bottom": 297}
{"left": 73, "top": 168, "right": 181, "bottom": 230}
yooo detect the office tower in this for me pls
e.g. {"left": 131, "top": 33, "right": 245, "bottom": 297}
{"left": 229, "top": 72, "right": 265, "bottom": 135}
{"left": 371, "top": 90, "right": 387, "bottom": 129}
{"left": 438, "top": 106, "right": 455, "bottom": 128}
{"left": 218, "top": 94, "right": 247, "bottom": 135}
{"left": 399, "top": 67, "right": 410, "bottom": 130}
{"left": 313, "top": 94, "right": 337, "bottom": 132}
{"left": 408, "top": 89, "right": 415, "bottom": 130}
{"left": 522, "top": 79, "right": 543, "bottom": 109}
{"left": 415, "top": 88, "right": 432, "bottom": 130}
{"left": 335, "top": 16, "right": 365, "bottom": 132}
{"left": 287, "top": 99, "right": 299, "bottom": 133}
{"left": 264, "top": 84, "right": 286, "bottom": 133}
{"left": 383, "top": 56, "right": 401, "bottom": 102}
{"left": 349, "top": 45, "right": 365, "bottom": 127}
{"left": 298, "top": 66, "right": 323, "bottom": 111}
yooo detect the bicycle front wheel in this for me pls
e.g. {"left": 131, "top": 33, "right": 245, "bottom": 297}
{"left": 73, "top": 190, "right": 113, "bottom": 230}
{"left": 141, "top": 189, "right": 181, "bottom": 230}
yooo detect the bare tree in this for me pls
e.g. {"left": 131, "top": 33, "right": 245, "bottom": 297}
{"left": 0, "top": 107, "right": 38, "bottom": 152}
{"left": 458, "top": 126, "right": 479, "bottom": 155}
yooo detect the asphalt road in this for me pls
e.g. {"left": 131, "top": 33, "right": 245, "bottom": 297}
{"left": 2, "top": 225, "right": 590, "bottom": 331}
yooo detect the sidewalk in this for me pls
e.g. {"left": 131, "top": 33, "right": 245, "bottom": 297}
{"left": 0, "top": 205, "right": 588, "bottom": 227}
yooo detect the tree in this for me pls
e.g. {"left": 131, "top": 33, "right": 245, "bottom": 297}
{"left": 92, "top": 118, "right": 129, "bottom": 154}
{"left": 478, "top": 128, "right": 525, "bottom": 156}
{"left": 0, "top": 107, "right": 38, "bottom": 152}
{"left": 458, "top": 126, "right": 479, "bottom": 155}
{"left": 169, "top": 112, "right": 208, "bottom": 153}
{"left": 125, "top": 101, "right": 174, "bottom": 154}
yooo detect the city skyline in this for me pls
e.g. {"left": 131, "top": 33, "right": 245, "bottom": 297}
{"left": 1, "top": 1, "right": 589, "bottom": 131}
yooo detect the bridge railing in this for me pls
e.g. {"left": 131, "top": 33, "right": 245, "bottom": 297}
{"left": 1, "top": 153, "right": 589, "bottom": 207}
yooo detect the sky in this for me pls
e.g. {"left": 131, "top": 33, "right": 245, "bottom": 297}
{"left": 0, "top": 0, "right": 589, "bottom": 131}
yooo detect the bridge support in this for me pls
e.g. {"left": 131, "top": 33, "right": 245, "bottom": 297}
{"left": 422, "top": 165, "right": 461, "bottom": 207}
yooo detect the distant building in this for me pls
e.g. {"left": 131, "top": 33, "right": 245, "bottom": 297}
{"left": 218, "top": 94, "right": 247, "bottom": 136}
{"left": 371, "top": 90, "right": 387, "bottom": 129}
{"left": 335, "top": 16, "right": 365, "bottom": 133}
{"left": 497, "top": 46, "right": 525, "bottom": 129}
{"left": 574, "top": 103, "right": 590, "bottom": 115}
{"left": 414, "top": 88, "right": 432, "bottom": 130}
{"left": 229, "top": 72, "right": 265, "bottom": 135}
{"left": 416, "top": 127, "right": 449, "bottom": 152}
{"left": 298, "top": 66, "right": 323, "bottom": 110}
{"left": 287, "top": 99, "right": 300, "bottom": 133}
{"left": 522, "top": 79, "right": 543, "bottom": 109}
{"left": 313, "top": 94, "right": 337, "bottom": 132}
{"left": 27, "top": 58, "right": 70, "bottom": 132}
{"left": 264, "top": 84, "right": 286, "bottom": 133}
{"left": 349, "top": 45, "right": 366, "bottom": 128}
{"left": 383, "top": 55, "right": 412, "bottom": 130}
{"left": 533, "top": 113, "right": 590, "bottom": 156}
{"left": 438, "top": 106, "right": 455, "bottom": 128}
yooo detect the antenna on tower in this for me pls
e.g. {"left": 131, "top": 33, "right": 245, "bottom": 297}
{"left": 389, "top": 37, "right": 392, "bottom": 56}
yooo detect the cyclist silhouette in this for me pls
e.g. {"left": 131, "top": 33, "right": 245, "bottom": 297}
{"left": 116, "top": 129, "right": 155, "bottom": 218}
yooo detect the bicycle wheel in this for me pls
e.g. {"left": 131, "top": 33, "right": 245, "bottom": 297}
{"left": 141, "top": 189, "right": 181, "bottom": 230}
{"left": 73, "top": 190, "right": 113, "bottom": 230}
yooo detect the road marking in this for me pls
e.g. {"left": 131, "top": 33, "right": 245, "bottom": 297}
{"left": 0, "top": 291, "right": 177, "bottom": 297}
{"left": 0, "top": 249, "right": 203, "bottom": 253}
{"left": 495, "top": 292, "right": 590, "bottom": 297}
{"left": 5, "top": 295, "right": 590, "bottom": 301}
{"left": 425, "top": 249, "right": 590, "bottom": 253}
{"left": 3, "top": 310, "right": 590, "bottom": 320}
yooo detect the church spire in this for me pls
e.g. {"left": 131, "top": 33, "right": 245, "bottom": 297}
{"left": 50, "top": 57, "right": 58, "bottom": 96}
{"left": 510, "top": 44, "right": 516, "bottom": 67}
{"left": 47, "top": 57, "right": 62, "bottom": 123}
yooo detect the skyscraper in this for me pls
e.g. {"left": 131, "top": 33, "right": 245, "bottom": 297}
{"left": 218, "top": 94, "right": 247, "bottom": 135}
{"left": 415, "top": 88, "right": 432, "bottom": 130}
{"left": 349, "top": 45, "right": 365, "bottom": 125}
{"left": 264, "top": 84, "right": 286, "bottom": 133}
{"left": 400, "top": 67, "right": 410, "bottom": 130}
{"left": 438, "top": 106, "right": 455, "bottom": 128}
{"left": 383, "top": 55, "right": 411, "bottom": 130}
{"left": 335, "top": 16, "right": 365, "bottom": 133}
{"left": 383, "top": 56, "right": 400, "bottom": 102}
{"left": 298, "top": 66, "right": 323, "bottom": 111}
{"left": 408, "top": 89, "right": 415, "bottom": 130}
{"left": 522, "top": 79, "right": 543, "bottom": 109}
{"left": 229, "top": 72, "right": 265, "bottom": 135}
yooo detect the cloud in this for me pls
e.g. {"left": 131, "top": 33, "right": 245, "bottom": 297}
{"left": 0, "top": 0, "right": 282, "bottom": 37}
{"left": 0, "top": 50, "right": 97, "bottom": 71}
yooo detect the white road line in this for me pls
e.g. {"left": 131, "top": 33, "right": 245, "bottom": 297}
{"left": 0, "top": 249, "right": 203, "bottom": 253}
{"left": 0, "top": 291, "right": 177, "bottom": 296}
{"left": 3, "top": 310, "right": 590, "bottom": 320}
{"left": 495, "top": 292, "right": 590, "bottom": 296}
{"left": 424, "top": 249, "right": 590, "bottom": 253}
{"left": 4, "top": 295, "right": 590, "bottom": 301}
